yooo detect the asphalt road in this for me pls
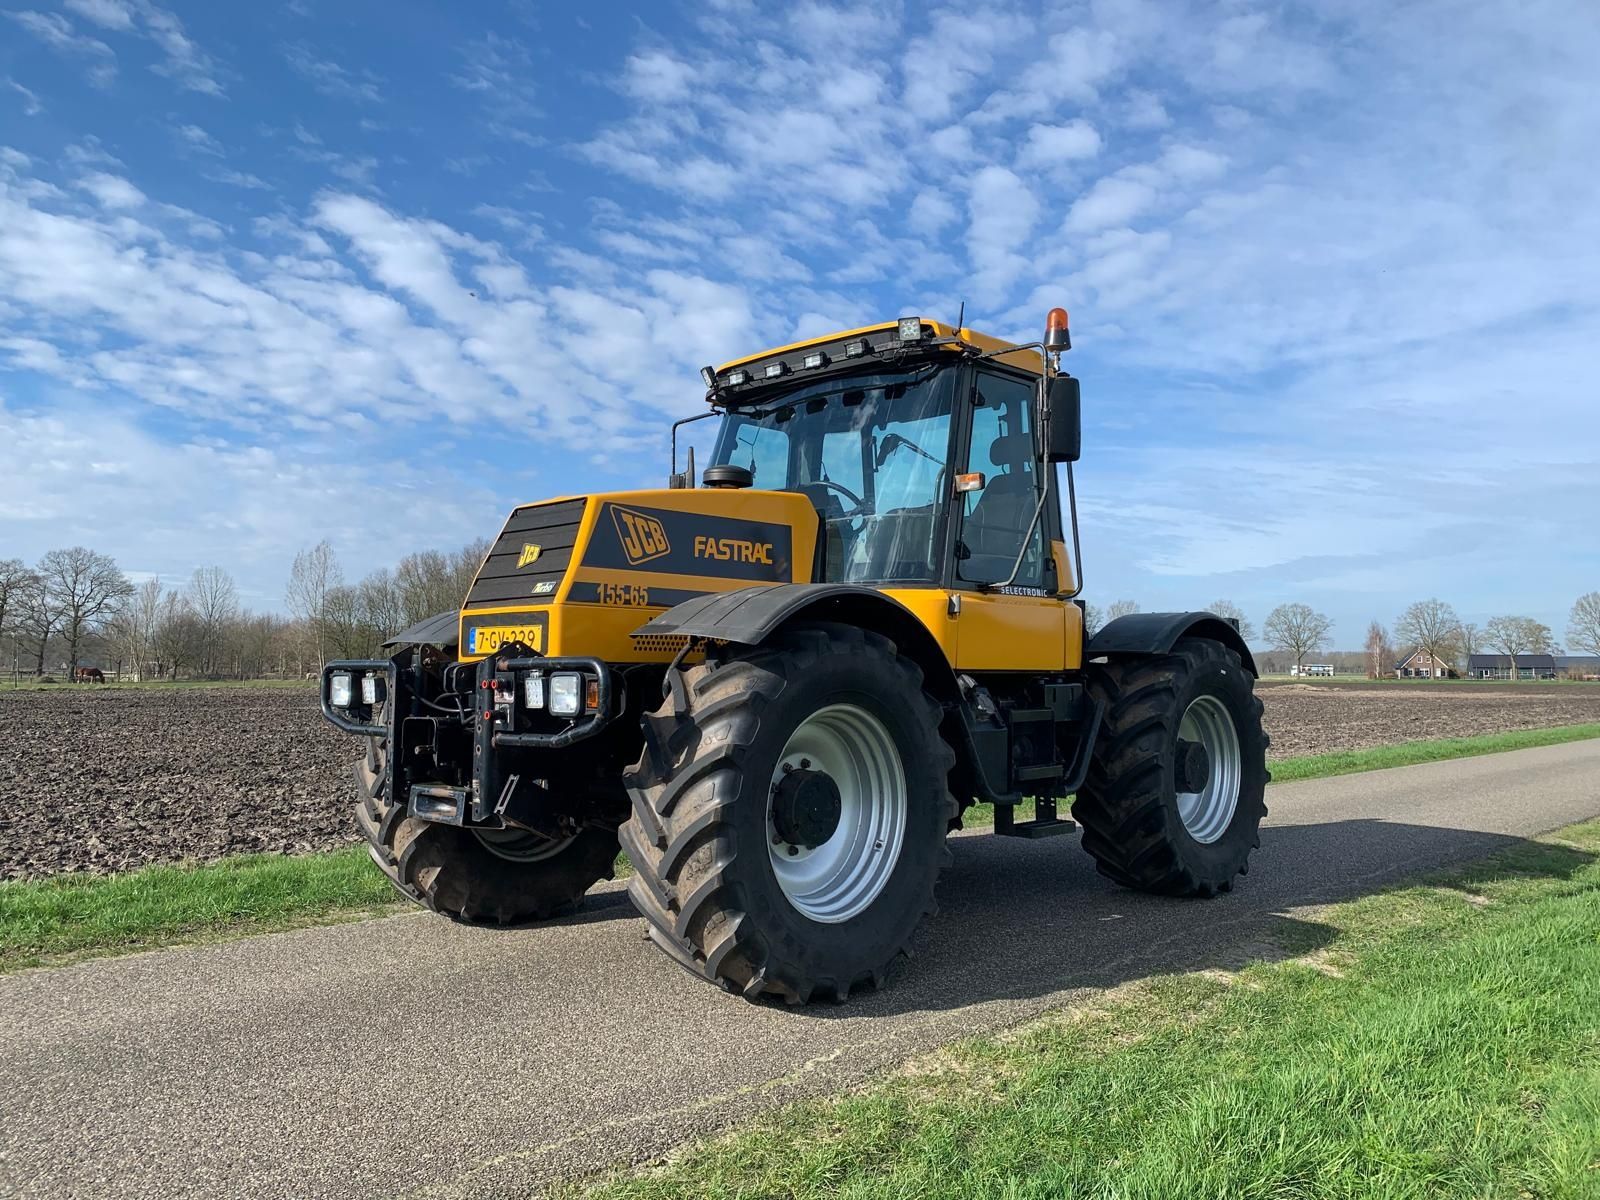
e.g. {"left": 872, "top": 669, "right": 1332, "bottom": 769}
{"left": 5, "top": 740, "right": 1599, "bottom": 1199}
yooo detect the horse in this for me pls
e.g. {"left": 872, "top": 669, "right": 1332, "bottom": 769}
{"left": 75, "top": 667, "right": 106, "bottom": 684}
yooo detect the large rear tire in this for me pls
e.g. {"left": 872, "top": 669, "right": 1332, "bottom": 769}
{"left": 353, "top": 726, "right": 619, "bottom": 925}
{"left": 1072, "top": 637, "right": 1269, "bottom": 896}
{"left": 622, "top": 624, "right": 956, "bottom": 1003}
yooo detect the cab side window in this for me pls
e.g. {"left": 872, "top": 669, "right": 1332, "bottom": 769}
{"left": 957, "top": 373, "right": 1045, "bottom": 588}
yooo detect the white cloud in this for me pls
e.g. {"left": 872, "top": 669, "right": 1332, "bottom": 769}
{"left": 1065, "top": 174, "right": 1157, "bottom": 233}
{"left": 909, "top": 188, "right": 959, "bottom": 236}
{"left": 621, "top": 50, "right": 696, "bottom": 103}
{"left": 283, "top": 41, "right": 382, "bottom": 103}
{"left": 5, "top": 10, "right": 117, "bottom": 88}
{"left": 967, "top": 166, "right": 1040, "bottom": 300}
{"left": 61, "top": 0, "right": 134, "bottom": 31}
{"left": 1017, "top": 120, "right": 1102, "bottom": 167}
{"left": 6, "top": 77, "right": 43, "bottom": 115}
{"left": 77, "top": 171, "right": 145, "bottom": 209}
{"left": 175, "top": 123, "right": 221, "bottom": 155}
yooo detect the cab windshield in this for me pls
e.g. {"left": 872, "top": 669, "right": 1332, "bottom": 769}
{"left": 709, "top": 368, "right": 957, "bottom": 584}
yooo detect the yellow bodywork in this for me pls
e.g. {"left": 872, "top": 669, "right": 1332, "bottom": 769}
{"left": 460, "top": 318, "right": 1082, "bottom": 674}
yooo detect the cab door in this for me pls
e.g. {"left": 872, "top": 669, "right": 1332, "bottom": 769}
{"left": 949, "top": 368, "right": 1068, "bottom": 672}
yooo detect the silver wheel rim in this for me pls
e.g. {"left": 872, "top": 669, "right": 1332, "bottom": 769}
{"left": 767, "top": 703, "right": 907, "bottom": 923}
{"left": 473, "top": 826, "right": 578, "bottom": 863}
{"left": 1176, "top": 694, "right": 1242, "bottom": 844}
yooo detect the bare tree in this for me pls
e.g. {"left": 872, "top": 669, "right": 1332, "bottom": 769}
{"left": 1106, "top": 598, "right": 1140, "bottom": 622}
{"left": 1458, "top": 621, "right": 1480, "bottom": 659}
{"left": 16, "top": 571, "right": 57, "bottom": 675}
{"left": 1364, "top": 620, "right": 1393, "bottom": 679}
{"left": 153, "top": 591, "right": 200, "bottom": 679}
{"left": 186, "top": 566, "right": 240, "bottom": 677}
{"left": 1207, "top": 599, "right": 1254, "bottom": 642}
{"left": 1395, "top": 598, "right": 1462, "bottom": 674}
{"left": 286, "top": 540, "right": 342, "bottom": 669}
{"left": 1263, "top": 602, "right": 1333, "bottom": 673}
{"left": 0, "top": 559, "right": 40, "bottom": 678}
{"left": 1081, "top": 602, "right": 1103, "bottom": 638}
{"left": 393, "top": 538, "right": 491, "bottom": 625}
{"left": 1484, "top": 614, "right": 1555, "bottom": 680}
{"left": 358, "top": 568, "right": 403, "bottom": 644}
{"left": 37, "top": 547, "right": 134, "bottom": 677}
{"left": 1569, "top": 592, "right": 1600, "bottom": 657}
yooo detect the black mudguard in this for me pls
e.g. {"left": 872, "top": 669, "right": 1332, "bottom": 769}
{"left": 1088, "top": 611, "right": 1257, "bottom": 676}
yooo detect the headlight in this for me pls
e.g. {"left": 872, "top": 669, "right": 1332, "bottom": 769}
{"left": 548, "top": 672, "right": 581, "bottom": 717}
{"left": 360, "top": 673, "right": 383, "bottom": 705}
{"left": 329, "top": 672, "right": 353, "bottom": 708}
{"left": 523, "top": 673, "right": 545, "bottom": 709}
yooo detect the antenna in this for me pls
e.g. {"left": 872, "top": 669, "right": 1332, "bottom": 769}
{"left": 954, "top": 300, "right": 965, "bottom": 335}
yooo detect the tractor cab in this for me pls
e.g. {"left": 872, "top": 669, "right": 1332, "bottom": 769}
{"left": 694, "top": 317, "right": 1082, "bottom": 598}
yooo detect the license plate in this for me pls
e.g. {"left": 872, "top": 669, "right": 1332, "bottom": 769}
{"left": 468, "top": 625, "right": 544, "bottom": 655}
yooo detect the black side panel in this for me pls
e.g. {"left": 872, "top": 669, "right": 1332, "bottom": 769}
{"left": 464, "top": 498, "right": 586, "bottom": 610}
{"left": 1089, "top": 611, "right": 1257, "bottom": 676}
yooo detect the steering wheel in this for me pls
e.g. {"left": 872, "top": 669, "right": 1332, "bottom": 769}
{"left": 810, "top": 478, "right": 867, "bottom": 518}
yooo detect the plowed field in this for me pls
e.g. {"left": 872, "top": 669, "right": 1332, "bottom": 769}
{"left": 3, "top": 682, "right": 1597, "bottom": 879}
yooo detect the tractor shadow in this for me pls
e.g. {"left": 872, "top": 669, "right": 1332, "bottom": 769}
{"left": 798, "top": 817, "right": 1595, "bottom": 1019}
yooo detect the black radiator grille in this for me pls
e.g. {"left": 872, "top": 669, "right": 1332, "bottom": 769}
{"left": 463, "top": 498, "right": 587, "bottom": 610}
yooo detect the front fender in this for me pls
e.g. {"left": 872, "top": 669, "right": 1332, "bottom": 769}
{"left": 633, "top": 583, "right": 921, "bottom": 648}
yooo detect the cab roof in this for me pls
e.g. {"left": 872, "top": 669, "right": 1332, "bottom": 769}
{"left": 715, "top": 318, "right": 1043, "bottom": 380}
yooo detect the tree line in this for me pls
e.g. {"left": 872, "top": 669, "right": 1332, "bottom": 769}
{"left": 1086, "top": 594, "right": 1600, "bottom": 677}
{"left": 0, "top": 538, "right": 487, "bottom": 681}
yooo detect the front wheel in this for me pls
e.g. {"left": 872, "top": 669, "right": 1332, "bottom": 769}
{"left": 1072, "top": 637, "right": 1269, "bottom": 896}
{"left": 622, "top": 624, "right": 956, "bottom": 1003}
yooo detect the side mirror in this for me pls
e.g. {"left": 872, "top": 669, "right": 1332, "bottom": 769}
{"left": 1046, "top": 375, "right": 1081, "bottom": 462}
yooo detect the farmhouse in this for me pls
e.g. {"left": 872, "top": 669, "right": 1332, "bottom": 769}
{"left": 1395, "top": 649, "right": 1458, "bottom": 679}
{"left": 1466, "top": 653, "right": 1557, "bottom": 680}
{"left": 1554, "top": 655, "right": 1600, "bottom": 680}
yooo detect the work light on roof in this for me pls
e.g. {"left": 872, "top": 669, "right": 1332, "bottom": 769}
{"left": 764, "top": 361, "right": 789, "bottom": 379}
{"left": 803, "top": 350, "right": 828, "bottom": 370}
{"left": 897, "top": 317, "right": 924, "bottom": 342}
{"left": 843, "top": 339, "right": 868, "bottom": 358}
{"left": 700, "top": 365, "right": 716, "bottom": 387}
{"left": 726, "top": 368, "right": 750, "bottom": 386}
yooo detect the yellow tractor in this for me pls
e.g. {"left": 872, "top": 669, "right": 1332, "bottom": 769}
{"left": 322, "top": 311, "right": 1267, "bottom": 1003}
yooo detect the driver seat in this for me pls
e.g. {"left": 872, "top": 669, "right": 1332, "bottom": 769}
{"left": 961, "top": 434, "right": 1037, "bottom": 581}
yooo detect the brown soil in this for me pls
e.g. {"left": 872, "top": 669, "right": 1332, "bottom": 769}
{"left": 2, "top": 682, "right": 1597, "bottom": 881}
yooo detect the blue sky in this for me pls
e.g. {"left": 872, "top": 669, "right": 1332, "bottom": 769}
{"left": 1, "top": 0, "right": 1596, "bottom": 647}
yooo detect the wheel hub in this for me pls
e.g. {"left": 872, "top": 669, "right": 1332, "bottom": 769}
{"left": 770, "top": 767, "right": 843, "bottom": 849}
{"left": 1174, "top": 737, "right": 1211, "bottom": 794}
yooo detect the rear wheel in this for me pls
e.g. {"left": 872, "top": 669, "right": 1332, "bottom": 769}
{"left": 1072, "top": 637, "right": 1269, "bottom": 896}
{"left": 353, "top": 715, "right": 618, "bottom": 925}
{"left": 622, "top": 624, "right": 956, "bottom": 1003}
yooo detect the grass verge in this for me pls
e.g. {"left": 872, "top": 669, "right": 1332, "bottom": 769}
{"left": 568, "top": 818, "right": 1600, "bottom": 1200}
{"left": 0, "top": 845, "right": 399, "bottom": 972}
{"left": 4, "top": 723, "right": 1597, "bottom": 974}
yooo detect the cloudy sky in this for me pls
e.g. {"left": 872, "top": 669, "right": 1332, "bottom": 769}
{"left": 1, "top": 0, "right": 1596, "bottom": 646}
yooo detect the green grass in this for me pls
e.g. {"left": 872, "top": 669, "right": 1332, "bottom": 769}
{"left": 4, "top": 724, "right": 1597, "bottom": 975}
{"left": 1268, "top": 722, "right": 1600, "bottom": 783}
{"left": 0, "top": 845, "right": 400, "bottom": 972}
{"left": 568, "top": 819, "right": 1600, "bottom": 1200}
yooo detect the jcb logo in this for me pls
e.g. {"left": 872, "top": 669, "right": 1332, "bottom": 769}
{"left": 516, "top": 543, "right": 542, "bottom": 569}
{"left": 612, "top": 506, "right": 671, "bottom": 565}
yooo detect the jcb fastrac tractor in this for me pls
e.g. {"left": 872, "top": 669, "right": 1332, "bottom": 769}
{"left": 322, "top": 310, "right": 1268, "bottom": 1004}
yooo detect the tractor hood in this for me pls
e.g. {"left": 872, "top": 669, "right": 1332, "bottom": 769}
{"left": 458, "top": 488, "right": 819, "bottom": 662}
